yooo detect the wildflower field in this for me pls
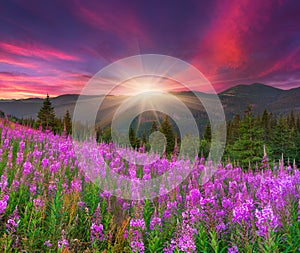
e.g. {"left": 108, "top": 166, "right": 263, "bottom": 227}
{"left": 0, "top": 120, "right": 299, "bottom": 253}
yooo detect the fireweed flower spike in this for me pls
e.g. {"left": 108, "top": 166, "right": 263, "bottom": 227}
{"left": 58, "top": 230, "right": 69, "bottom": 249}
{"left": 0, "top": 195, "right": 9, "bottom": 215}
{"left": 228, "top": 245, "right": 239, "bottom": 253}
{"left": 255, "top": 205, "right": 279, "bottom": 237}
{"left": 130, "top": 218, "right": 145, "bottom": 253}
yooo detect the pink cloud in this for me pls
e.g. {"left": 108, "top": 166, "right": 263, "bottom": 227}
{"left": 192, "top": 0, "right": 281, "bottom": 84}
{"left": 0, "top": 52, "right": 39, "bottom": 69}
{"left": 0, "top": 40, "right": 88, "bottom": 98}
{"left": 257, "top": 46, "right": 300, "bottom": 77}
{"left": 0, "top": 70, "right": 91, "bottom": 99}
{"left": 0, "top": 41, "right": 80, "bottom": 61}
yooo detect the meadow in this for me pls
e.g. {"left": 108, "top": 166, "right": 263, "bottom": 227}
{"left": 0, "top": 119, "right": 299, "bottom": 252}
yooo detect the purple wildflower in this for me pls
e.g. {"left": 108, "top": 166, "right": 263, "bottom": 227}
{"left": 166, "top": 223, "right": 196, "bottom": 253}
{"left": 149, "top": 216, "right": 162, "bottom": 230}
{"left": 77, "top": 201, "right": 85, "bottom": 208}
{"left": 131, "top": 240, "right": 145, "bottom": 253}
{"left": 58, "top": 239, "right": 69, "bottom": 249}
{"left": 58, "top": 230, "right": 69, "bottom": 249}
{"left": 23, "top": 161, "right": 32, "bottom": 175}
{"left": 70, "top": 178, "right": 82, "bottom": 192}
{"left": 130, "top": 218, "right": 145, "bottom": 253}
{"left": 90, "top": 223, "right": 105, "bottom": 242}
{"left": 41, "top": 157, "right": 49, "bottom": 168}
{"left": 130, "top": 218, "right": 146, "bottom": 229}
{"left": 255, "top": 205, "right": 279, "bottom": 237}
{"left": 33, "top": 198, "right": 44, "bottom": 211}
{"left": 19, "top": 141, "right": 25, "bottom": 151}
{"left": 6, "top": 208, "right": 20, "bottom": 234}
{"left": 189, "top": 188, "right": 202, "bottom": 205}
{"left": 232, "top": 202, "right": 252, "bottom": 224}
{"left": 0, "top": 195, "right": 9, "bottom": 214}
{"left": 228, "top": 245, "right": 239, "bottom": 253}
{"left": 0, "top": 174, "right": 8, "bottom": 191}
{"left": 44, "top": 240, "right": 52, "bottom": 247}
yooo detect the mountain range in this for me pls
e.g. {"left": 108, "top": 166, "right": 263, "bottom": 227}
{"left": 1, "top": 83, "right": 300, "bottom": 123}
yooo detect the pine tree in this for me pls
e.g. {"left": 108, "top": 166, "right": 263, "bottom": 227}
{"left": 102, "top": 127, "right": 112, "bottom": 143}
{"left": 261, "top": 108, "right": 271, "bottom": 143}
{"left": 141, "top": 131, "right": 147, "bottom": 146}
{"left": 129, "top": 126, "right": 139, "bottom": 148}
{"left": 228, "top": 114, "right": 241, "bottom": 143}
{"left": 270, "top": 114, "right": 297, "bottom": 163}
{"left": 296, "top": 116, "right": 300, "bottom": 132}
{"left": 200, "top": 123, "right": 212, "bottom": 158}
{"left": 203, "top": 123, "right": 211, "bottom": 141}
{"left": 227, "top": 119, "right": 234, "bottom": 144}
{"left": 232, "top": 105, "right": 263, "bottom": 168}
{"left": 295, "top": 119, "right": 300, "bottom": 165}
{"left": 160, "top": 115, "right": 175, "bottom": 154}
{"left": 150, "top": 121, "right": 158, "bottom": 133}
{"left": 64, "top": 110, "right": 72, "bottom": 135}
{"left": 53, "top": 118, "right": 63, "bottom": 135}
{"left": 37, "top": 94, "right": 56, "bottom": 131}
{"left": 288, "top": 110, "right": 296, "bottom": 129}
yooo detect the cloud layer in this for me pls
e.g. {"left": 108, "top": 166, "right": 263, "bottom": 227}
{"left": 0, "top": 0, "right": 300, "bottom": 99}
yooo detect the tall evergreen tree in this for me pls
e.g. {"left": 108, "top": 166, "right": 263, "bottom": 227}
{"left": 203, "top": 123, "right": 212, "bottom": 141}
{"left": 102, "top": 127, "right": 112, "bottom": 143}
{"left": 261, "top": 108, "right": 271, "bottom": 143}
{"left": 141, "top": 131, "right": 147, "bottom": 146}
{"left": 296, "top": 116, "right": 300, "bottom": 132}
{"left": 150, "top": 121, "right": 158, "bottom": 133}
{"left": 295, "top": 118, "right": 300, "bottom": 165}
{"left": 232, "top": 105, "right": 263, "bottom": 168}
{"left": 270, "top": 115, "right": 297, "bottom": 163}
{"left": 199, "top": 123, "right": 212, "bottom": 158}
{"left": 129, "top": 126, "right": 139, "bottom": 148}
{"left": 63, "top": 110, "right": 72, "bottom": 135}
{"left": 229, "top": 114, "right": 241, "bottom": 143}
{"left": 53, "top": 118, "right": 63, "bottom": 135}
{"left": 288, "top": 110, "right": 296, "bottom": 128}
{"left": 37, "top": 94, "right": 56, "bottom": 131}
{"left": 160, "top": 115, "right": 175, "bottom": 154}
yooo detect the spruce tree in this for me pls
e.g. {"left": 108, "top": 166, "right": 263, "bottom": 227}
{"left": 232, "top": 105, "right": 263, "bottom": 168}
{"left": 53, "top": 118, "right": 63, "bottom": 135}
{"left": 129, "top": 126, "right": 139, "bottom": 148}
{"left": 261, "top": 108, "right": 271, "bottom": 143}
{"left": 296, "top": 116, "right": 300, "bottom": 132}
{"left": 160, "top": 115, "right": 175, "bottom": 154}
{"left": 270, "top": 115, "right": 297, "bottom": 163}
{"left": 64, "top": 110, "right": 72, "bottom": 135}
{"left": 227, "top": 114, "right": 241, "bottom": 144}
{"left": 102, "top": 127, "right": 112, "bottom": 143}
{"left": 288, "top": 110, "right": 296, "bottom": 128}
{"left": 141, "top": 131, "right": 147, "bottom": 146}
{"left": 150, "top": 121, "right": 158, "bottom": 133}
{"left": 203, "top": 123, "right": 211, "bottom": 141}
{"left": 37, "top": 94, "right": 56, "bottom": 131}
{"left": 200, "top": 123, "right": 212, "bottom": 158}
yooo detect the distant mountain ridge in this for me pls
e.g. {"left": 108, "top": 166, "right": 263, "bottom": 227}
{"left": 1, "top": 83, "right": 300, "bottom": 121}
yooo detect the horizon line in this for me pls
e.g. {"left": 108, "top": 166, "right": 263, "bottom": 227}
{"left": 1, "top": 83, "right": 299, "bottom": 101}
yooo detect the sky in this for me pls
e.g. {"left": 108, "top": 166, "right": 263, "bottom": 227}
{"left": 0, "top": 0, "right": 300, "bottom": 99}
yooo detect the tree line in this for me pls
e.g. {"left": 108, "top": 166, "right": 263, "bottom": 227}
{"left": 4, "top": 95, "right": 300, "bottom": 168}
{"left": 224, "top": 105, "right": 300, "bottom": 167}
{"left": 4, "top": 94, "right": 72, "bottom": 136}
{"left": 97, "top": 105, "right": 300, "bottom": 168}
{"left": 96, "top": 115, "right": 177, "bottom": 155}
